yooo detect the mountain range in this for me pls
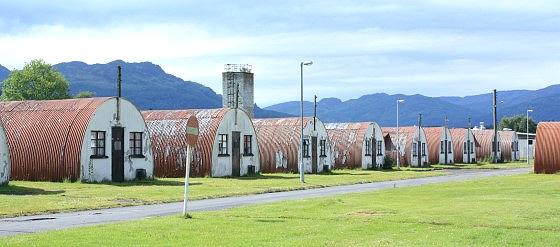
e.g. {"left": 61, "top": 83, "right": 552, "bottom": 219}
{"left": 265, "top": 85, "right": 560, "bottom": 127}
{"left": 0, "top": 61, "right": 289, "bottom": 118}
{"left": 1, "top": 61, "right": 558, "bottom": 126}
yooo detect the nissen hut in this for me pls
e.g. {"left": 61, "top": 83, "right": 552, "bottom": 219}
{"left": 472, "top": 129, "right": 502, "bottom": 162}
{"left": 499, "top": 130, "right": 520, "bottom": 162}
{"left": 253, "top": 117, "right": 333, "bottom": 173}
{"left": 142, "top": 110, "right": 199, "bottom": 178}
{"left": 0, "top": 122, "right": 9, "bottom": 186}
{"left": 450, "top": 128, "right": 477, "bottom": 163}
{"left": 383, "top": 126, "right": 429, "bottom": 167}
{"left": 534, "top": 122, "right": 560, "bottom": 173}
{"left": 325, "top": 122, "right": 385, "bottom": 169}
{"left": 0, "top": 97, "right": 153, "bottom": 182}
{"left": 184, "top": 108, "right": 259, "bottom": 177}
{"left": 425, "top": 127, "right": 454, "bottom": 165}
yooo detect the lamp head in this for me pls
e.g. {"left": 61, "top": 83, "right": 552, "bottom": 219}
{"left": 301, "top": 61, "right": 313, "bottom": 66}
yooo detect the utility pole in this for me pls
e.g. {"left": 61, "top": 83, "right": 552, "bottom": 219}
{"left": 527, "top": 109, "right": 533, "bottom": 165}
{"left": 116, "top": 65, "right": 122, "bottom": 121}
{"left": 313, "top": 95, "right": 317, "bottom": 131}
{"left": 492, "top": 89, "right": 498, "bottom": 163}
{"left": 444, "top": 116, "right": 448, "bottom": 165}
{"left": 418, "top": 113, "right": 423, "bottom": 168}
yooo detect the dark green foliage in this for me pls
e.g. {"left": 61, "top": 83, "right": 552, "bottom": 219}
{"left": 75, "top": 91, "right": 95, "bottom": 98}
{"left": 1, "top": 59, "right": 70, "bottom": 101}
{"left": 499, "top": 114, "right": 537, "bottom": 133}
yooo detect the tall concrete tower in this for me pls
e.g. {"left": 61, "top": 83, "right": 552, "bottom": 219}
{"left": 222, "top": 64, "right": 254, "bottom": 118}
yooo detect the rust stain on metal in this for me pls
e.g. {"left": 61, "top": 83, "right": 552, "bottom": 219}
{"left": 472, "top": 129, "right": 498, "bottom": 161}
{"left": 175, "top": 108, "right": 229, "bottom": 177}
{"left": 253, "top": 117, "right": 327, "bottom": 173}
{"left": 325, "top": 122, "right": 369, "bottom": 169}
{"left": 142, "top": 110, "right": 199, "bottom": 178}
{"left": 499, "top": 130, "right": 517, "bottom": 162}
{"left": 0, "top": 98, "right": 111, "bottom": 181}
{"left": 534, "top": 122, "right": 560, "bottom": 174}
{"left": 382, "top": 126, "right": 418, "bottom": 166}
{"left": 424, "top": 127, "right": 444, "bottom": 165}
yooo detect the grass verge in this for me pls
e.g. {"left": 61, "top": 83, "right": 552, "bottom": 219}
{"left": 3, "top": 172, "right": 557, "bottom": 246}
{"left": 0, "top": 169, "right": 442, "bottom": 218}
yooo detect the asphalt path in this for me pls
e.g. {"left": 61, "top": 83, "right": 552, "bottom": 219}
{"left": 0, "top": 168, "right": 530, "bottom": 237}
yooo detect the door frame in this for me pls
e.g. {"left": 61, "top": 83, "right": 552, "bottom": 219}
{"left": 111, "top": 127, "right": 125, "bottom": 182}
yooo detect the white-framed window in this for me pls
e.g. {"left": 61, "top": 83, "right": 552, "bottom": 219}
{"left": 303, "top": 139, "right": 310, "bottom": 157}
{"left": 377, "top": 141, "right": 383, "bottom": 156}
{"left": 129, "top": 132, "right": 143, "bottom": 156}
{"left": 320, "top": 140, "right": 326, "bottom": 157}
{"left": 218, "top": 134, "right": 228, "bottom": 155}
{"left": 91, "top": 131, "right": 106, "bottom": 157}
{"left": 365, "top": 139, "right": 371, "bottom": 156}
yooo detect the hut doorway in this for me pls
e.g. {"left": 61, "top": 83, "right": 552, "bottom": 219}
{"left": 311, "top": 137, "right": 318, "bottom": 173}
{"left": 231, "top": 131, "right": 241, "bottom": 177}
{"left": 111, "top": 127, "right": 125, "bottom": 182}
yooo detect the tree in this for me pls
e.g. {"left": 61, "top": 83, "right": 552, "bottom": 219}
{"left": 1, "top": 59, "right": 70, "bottom": 101}
{"left": 75, "top": 91, "right": 95, "bottom": 98}
{"left": 499, "top": 115, "right": 537, "bottom": 133}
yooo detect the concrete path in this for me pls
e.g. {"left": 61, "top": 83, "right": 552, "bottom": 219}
{"left": 0, "top": 168, "right": 530, "bottom": 237}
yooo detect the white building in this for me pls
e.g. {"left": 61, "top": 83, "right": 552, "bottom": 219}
{"left": 253, "top": 117, "right": 334, "bottom": 173}
{"left": 185, "top": 108, "right": 259, "bottom": 177}
{"left": 0, "top": 97, "right": 153, "bottom": 182}
{"left": 0, "top": 122, "right": 9, "bottom": 186}
{"left": 425, "top": 127, "right": 454, "bottom": 165}
{"left": 518, "top": 132, "right": 536, "bottom": 160}
{"left": 325, "top": 122, "right": 385, "bottom": 169}
{"left": 450, "top": 128, "right": 477, "bottom": 164}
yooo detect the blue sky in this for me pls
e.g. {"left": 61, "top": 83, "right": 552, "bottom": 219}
{"left": 0, "top": 0, "right": 559, "bottom": 106}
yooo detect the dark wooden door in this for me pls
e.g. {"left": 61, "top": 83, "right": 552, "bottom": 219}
{"left": 232, "top": 131, "right": 241, "bottom": 177}
{"left": 372, "top": 137, "right": 377, "bottom": 167}
{"left": 467, "top": 140, "right": 471, "bottom": 163}
{"left": 311, "top": 137, "right": 318, "bottom": 173}
{"left": 112, "top": 127, "right": 125, "bottom": 182}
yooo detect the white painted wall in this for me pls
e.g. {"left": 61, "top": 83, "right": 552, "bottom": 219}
{"left": 0, "top": 124, "right": 10, "bottom": 186}
{"left": 463, "top": 129, "right": 477, "bottom": 163}
{"left": 410, "top": 127, "right": 429, "bottom": 167}
{"left": 362, "top": 122, "right": 386, "bottom": 169}
{"left": 511, "top": 134, "right": 520, "bottom": 161}
{"left": 297, "top": 118, "right": 334, "bottom": 173}
{"left": 439, "top": 127, "right": 454, "bottom": 164}
{"left": 80, "top": 98, "right": 154, "bottom": 182}
{"left": 519, "top": 139, "right": 534, "bottom": 160}
{"left": 211, "top": 109, "right": 260, "bottom": 177}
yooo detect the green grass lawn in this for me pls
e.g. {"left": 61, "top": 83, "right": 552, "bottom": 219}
{"left": 432, "top": 160, "right": 532, "bottom": 170}
{"left": 0, "top": 169, "right": 443, "bottom": 218}
{"left": 2, "top": 172, "right": 557, "bottom": 246}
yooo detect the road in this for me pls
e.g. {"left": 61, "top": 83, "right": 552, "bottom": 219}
{"left": 0, "top": 168, "right": 530, "bottom": 237}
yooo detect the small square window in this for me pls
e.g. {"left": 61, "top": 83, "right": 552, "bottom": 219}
{"left": 129, "top": 132, "right": 143, "bottom": 156}
{"left": 91, "top": 131, "right": 106, "bottom": 157}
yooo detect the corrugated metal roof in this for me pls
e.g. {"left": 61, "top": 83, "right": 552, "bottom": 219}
{"left": 0, "top": 97, "right": 111, "bottom": 181}
{"left": 382, "top": 126, "right": 418, "bottom": 166}
{"left": 142, "top": 110, "right": 199, "bottom": 178}
{"left": 472, "top": 129, "right": 499, "bottom": 161}
{"left": 175, "top": 108, "right": 229, "bottom": 177}
{"left": 534, "top": 122, "right": 560, "bottom": 173}
{"left": 424, "top": 127, "right": 444, "bottom": 165}
{"left": 325, "top": 122, "right": 370, "bottom": 169}
{"left": 499, "top": 130, "right": 517, "bottom": 161}
{"left": 253, "top": 117, "right": 325, "bottom": 173}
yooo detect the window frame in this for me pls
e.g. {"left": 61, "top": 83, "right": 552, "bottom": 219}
{"left": 377, "top": 140, "right": 383, "bottom": 156}
{"left": 218, "top": 134, "right": 229, "bottom": 156}
{"left": 422, "top": 143, "right": 426, "bottom": 157}
{"left": 413, "top": 143, "right": 418, "bottom": 157}
{"left": 319, "top": 139, "right": 327, "bottom": 157}
{"left": 448, "top": 141, "right": 452, "bottom": 154}
{"left": 90, "top": 131, "right": 107, "bottom": 159}
{"left": 365, "top": 139, "right": 371, "bottom": 156}
{"left": 440, "top": 141, "right": 444, "bottom": 154}
{"left": 243, "top": 135, "right": 253, "bottom": 156}
{"left": 302, "top": 139, "right": 310, "bottom": 158}
{"left": 129, "top": 132, "right": 144, "bottom": 158}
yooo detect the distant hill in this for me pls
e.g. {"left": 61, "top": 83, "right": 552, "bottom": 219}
{"left": 51, "top": 60, "right": 287, "bottom": 117}
{"left": 265, "top": 85, "right": 560, "bottom": 127}
{"left": 0, "top": 65, "right": 9, "bottom": 81}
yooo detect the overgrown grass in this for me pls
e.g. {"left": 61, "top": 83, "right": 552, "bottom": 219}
{"left": 3, "top": 172, "right": 558, "bottom": 246}
{"left": 0, "top": 169, "right": 442, "bottom": 218}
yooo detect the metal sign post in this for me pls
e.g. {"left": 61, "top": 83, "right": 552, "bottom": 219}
{"left": 183, "top": 146, "right": 192, "bottom": 218}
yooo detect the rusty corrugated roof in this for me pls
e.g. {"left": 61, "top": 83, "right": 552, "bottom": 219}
{"left": 534, "top": 122, "right": 560, "bottom": 173}
{"left": 253, "top": 117, "right": 325, "bottom": 173}
{"left": 142, "top": 110, "right": 199, "bottom": 178}
{"left": 450, "top": 128, "right": 466, "bottom": 163}
{"left": 499, "top": 130, "right": 517, "bottom": 161}
{"left": 0, "top": 97, "right": 111, "bottom": 181}
{"left": 382, "top": 126, "right": 418, "bottom": 166}
{"left": 424, "top": 127, "right": 444, "bottom": 165}
{"left": 325, "top": 122, "right": 370, "bottom": 169}
{"left": 173, "top": 108, "right": 229, "bottom": 177}
{"left": 472, "top": 129, "right": 499, "bottom": 161}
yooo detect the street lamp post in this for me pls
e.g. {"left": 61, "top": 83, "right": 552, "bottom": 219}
{"left": 527, "top": 109, "right": 533, "bottom": 165}
{"left": 300, "top": 61, "right": 313, "bottom": 183}
{"left": 396, "top": 99, "right": 405, "bottom": 169}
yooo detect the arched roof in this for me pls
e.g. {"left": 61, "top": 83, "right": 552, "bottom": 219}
{"left": 0, "top": 97, "right": 112, "bottom": 181}
{"left": 325, "top": 122, "right": 381, "bottom": 169}
{"left": 142, "top": 110, "right": 199, "bottom": 177}
{"left": 534, "top": 122, "right": 560, "bottom": 174}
